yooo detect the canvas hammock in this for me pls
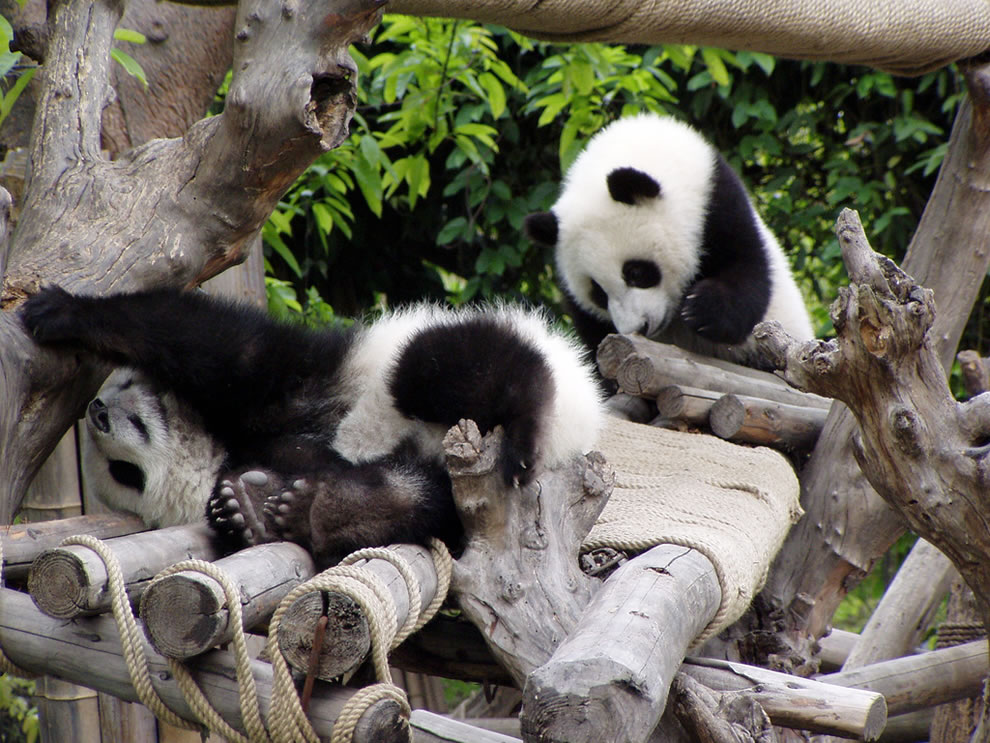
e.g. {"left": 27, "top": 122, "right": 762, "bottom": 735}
{"left": 389, "top": 0, "right": 990, "bottom": 76}
{"left": 587, "top": 417, "right": 804, "bottom": 644}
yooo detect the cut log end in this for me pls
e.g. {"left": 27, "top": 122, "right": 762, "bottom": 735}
{"left": 27, "top": 549, "right": 91, "bottom": 619}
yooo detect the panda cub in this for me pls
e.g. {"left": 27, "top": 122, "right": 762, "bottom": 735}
{"left": 23, "top": 286, "right": 604, "bottom": 567}
{"left": 82, "top": 368, "right": 225, "bottom": 527}
{"left": 525, "top": 113, "right": 814, "bottom": 368}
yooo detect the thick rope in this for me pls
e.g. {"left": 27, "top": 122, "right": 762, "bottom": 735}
{"left": 59, "top": 535, "right": 201, "bottom": 733}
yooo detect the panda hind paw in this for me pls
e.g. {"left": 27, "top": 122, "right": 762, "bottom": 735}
{"left": 207, "top": 468, "right": 282, "bottom": 550}
{"left": 262, "top": 480, "right": 316, "bottom": 544}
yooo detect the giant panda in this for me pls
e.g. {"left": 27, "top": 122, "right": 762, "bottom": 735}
{"left": 525, "top": 113, "right": 814, "bottom": 369}
{"left": 22, "top": 286, "right": 605, "bottom": 567}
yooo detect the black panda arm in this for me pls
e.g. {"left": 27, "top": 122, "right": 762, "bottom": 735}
{"left": 21, "top": 286, "right": 349, "bottom": 442}
{"left": 388, "top": 315, "right": 553, "bottom": 486}
{"left": 681, "top": 155, "right": 773, "bottom": 345}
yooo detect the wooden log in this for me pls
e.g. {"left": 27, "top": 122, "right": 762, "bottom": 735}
{"left": 410, "top": 710, "right": 522, "bottom": 742}
{"left": 2, "top": 513, "right": 146, "bottom": 584}
{"left": 390, "top": 614, "right": 513, "bottom": 685}
{"left": 28, "top": 523, "right": 220, "bottom": 618}
{"left": 446, "top": 421, "right": 614, "bottom": 688}
{"left": 599, "top": 336, "right": 831, "bottom": 409}
{"left": 654, "top": 385, "right": 719, "bottom": 427}
{"left": 708, "top": 393, "right": 828, "bottom": 450}
{"left": 682, "top": 657, "right": 887, "bottom": 740}
{"left": 956, "top": 350, "right": 989, "bottom": 398}
{"left": 0, "top": 586, "right": 408, "bottom": 742}
{"left": 140, "top": 542, "right": 315, "bottom": 658}
{"left": 841, "top": 538, "right": 955, "bottom": 670}
{"left": 521, "top": 545, "right": 721, "bottom": 743}
{"left": 274, "top": 543, "right": 440, "bottom": 680}
{"left": 819, "top": 639, "right": 990, "bottom": 716}
{"left": 817, "top": 628, "right": 860, "bottom": 671}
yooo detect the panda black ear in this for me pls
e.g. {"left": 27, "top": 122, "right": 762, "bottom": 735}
{"left": 606, "top": 167, "right": 661, "bottom": 205}
{"left": 524, "top": 211, "right": 559, "bottom": 246}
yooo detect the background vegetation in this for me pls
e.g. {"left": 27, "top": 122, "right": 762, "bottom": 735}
{"left": 262, "top": 15, "right": 966, "bottom": 348}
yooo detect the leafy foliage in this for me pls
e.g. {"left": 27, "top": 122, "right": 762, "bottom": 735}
{"left": 261, "top": 15, "right": 962, "bottom": 346}
{"left": 0, "top": 675, "right": 38, "bottom": 743}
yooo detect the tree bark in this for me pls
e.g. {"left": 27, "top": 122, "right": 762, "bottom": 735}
{"left": 758, "top": 65, "right": 990, "bottom": 659}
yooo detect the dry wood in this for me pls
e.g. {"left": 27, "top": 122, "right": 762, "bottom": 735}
{"left": 655, "top": 385, "right": 720, "bottom": 427}
{"left": 708, "top": 393, "right": 827, "bottom": 451}
{"left": 28, "top": 523, "right": 220, "bottom": 618}
{"left": 390, "top": 614, "right": 513, "bottom": 685}
{"left": 755, "top": 207, "right": 990, "bottom": 632}
{"left": 669, "top": 672, "right": 775, "bottom": 743}
{"left": 274, "top": 543, "right": 440, "bottom": 679}
{"left": 0, "top": 585, "right": 410, "bottom": 741}
{"left": 819, "top": 639, "right": 989, "bottom": 716}
{"left": 410, "top": 710, "right": 522, "bottom": 743}
{"left": 445, "top": 420, "right": 613, "bottom": 688}
{"left": 140, "top": 542, "right": 315, "bottom": 659}
{"left": 2, "top": 513, "right": 145, "bottom": 584}
{"left": 521, "top": 545, "right": 721, "bottom": 743}
{"left": 817, "top": 628, "right": 860, "bottom": 671}
{"left": 759, "top": 72, "right": 990, "bottom": 657}
{"left": 682, "top": 657, "right": 887, "bottom": 740}
{"left": 842, "top": 539, "right": 955, "bottom": 670}
{"left": 957, "top": 350, "right": 990, "bottom": 398}
{"left": 597, "top": 335, "right": 831, "bottom": 410}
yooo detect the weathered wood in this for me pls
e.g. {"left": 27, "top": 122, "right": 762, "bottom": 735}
{"left": 755, "top": 207, "right": 990, "bottom": 632}
{"left": 683, "top": 657, "right": 887, "bottom": 740}
{"left": 28, "top": 523, "right": 220, "bottom": 618}
{"left": 759, "top": 73, "right": 990, "bottom": 658}
{"left": 390, "top": 614, "right": 513, "bottom": 685}
{"left": 275, "top": 543, "right": 440, "bottom": 679}
{"left": 655, "top": 385, "right": 719, "bottom": 427}
{"left": 957, "top": 350, "right": 989, "bottom": 398}
{"left": 819, "top": 639, "right": 990, "bottom": 716}
{"left": 881, "top": 709, "right": 935, "bottom": 743}
{"left": 669, "top": 672, "right": 775, "bottom": 743}
{"left": 598, "top": 335, "right": 831, "bottom": 410}
{"left": 521, "top": 545, "right": 721, "bottom": 743}
{"left": 842, "top": 538, "right": 955, "bottom": 670}
{"left": 33, "top": 669, "right": 102, "bottom": 743}
{"left": 817, "top": 628, "right": 860, "bottom": 671}
{"left": 2, "top": 513, "right": 146, "bottom": 583}
{"left": 445, "top": 421, "right": 614, "bottom": 688}
{"left": 708, "top": 393, "right": 827, "bottom": 450}
{"left": 140, "top": 541, "right": 315, "bottom": 658}
{"left": 410, "top": 710, "right": 522, "bottom": 743}
{"left": 0, "top": 586, "right": 409, "bottom": 742}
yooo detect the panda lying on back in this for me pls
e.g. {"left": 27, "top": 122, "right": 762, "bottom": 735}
{"left": 525, "top": 113, "right": 814, "bottom": 368}
{"left": 22, "top": 287, "right": 604, "bottom": 567}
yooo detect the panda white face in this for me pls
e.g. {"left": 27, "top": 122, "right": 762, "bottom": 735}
{"left": 82, "top": 368, "right": 225, "bottom": 527}
{"left": 546, "top": 114, "right": 717, "bottom": 340}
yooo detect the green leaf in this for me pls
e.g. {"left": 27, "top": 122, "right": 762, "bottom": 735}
{"left": 437, "top": 216, "right": 468, "bottom": 245}
{"left": 700, "top": 48, "right": 730, "bottom": 87}
{"left": 113, "top": 28, "right": 147, "bottom": 44}
{"left": 478, "top": 72, "right": 506, "bottom": 118}
{"left": 110, "top": 48, "right": 148, "bottom": 88}
{"left": 350, "top": 155, "right": 383, "bottom": 217}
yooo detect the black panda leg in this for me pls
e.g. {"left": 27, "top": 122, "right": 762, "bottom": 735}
{"left": 206, "top": 458, "right": 458, "bottom": 569}
{"left": 388, "top": 317, "right": 553, "bottom": 486}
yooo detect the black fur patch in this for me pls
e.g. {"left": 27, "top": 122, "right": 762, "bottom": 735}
{"left": 606, "top": 167, "right": 661, "bottom": 205}
{"left": 622, "top": 259, "right": 661, "bottom": 289}
{"left": 682, "top": 153, "right": 772, "bottom": 345}
{"left": 388, "top": 315, "right": 553, "bottom": 486}
{"left": 524, "top": 211, "right": 559, "bottom": 246}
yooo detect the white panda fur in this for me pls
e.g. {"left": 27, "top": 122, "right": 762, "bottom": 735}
{"left": 82, "top": 368, "right": 224, "bottom": 527}
{"left": 526, "top": 113, "right": 814, "bottom": 368}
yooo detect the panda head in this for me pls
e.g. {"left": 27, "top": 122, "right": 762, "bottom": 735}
{"left": 82, "top": 368, "right": 225, "bottom": 527}
{"left": 525, "top": 113, "right": 717, "bottom": 339}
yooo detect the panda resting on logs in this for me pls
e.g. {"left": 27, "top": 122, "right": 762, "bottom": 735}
{"left": 525, "top": 113, "right": 814, "bottom": 369}
{"left": 22, "top": 287, "right": 605, "bottom": 567}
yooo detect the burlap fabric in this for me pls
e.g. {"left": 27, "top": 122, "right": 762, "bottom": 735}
{"left": 585, "top": 416, "right": 803, "bottom": 644}
{"left": 389, "top": 0, "right": 990, "bottom": 76}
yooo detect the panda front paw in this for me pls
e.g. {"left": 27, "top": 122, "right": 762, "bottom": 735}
{"left": 681, "top": 278, "right": 760, "bottom": 345}
{"left": 207, "top": 469, "right": 281, "bottom": 551}
{"left": 20, "top": 285, "right": 87, "bottom": 344}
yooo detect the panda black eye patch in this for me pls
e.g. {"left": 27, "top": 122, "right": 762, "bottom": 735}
{"left": 127, "top": 414, "right": 150, "bottom": 442}
{"left": 589, "top": 279, "right": 609, "bottom": 310}
{"left": 622, "top": 260, "right": 661, "bottom": 289}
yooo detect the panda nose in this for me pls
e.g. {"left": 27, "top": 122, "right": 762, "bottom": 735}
{"left": 88, "top": 398, "right": 110, "bottom": 433}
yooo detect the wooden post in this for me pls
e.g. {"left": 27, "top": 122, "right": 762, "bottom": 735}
{"left": 521, "top": 544, "right": 722, "bottom": 743}
{"left": 28, "top": 523, "right": 220, "bottom": 618}
{"left": 708, "top": 392, "right": 827, "bottom": 450}
{"left": 140, "top": 542, "right": 315, "bottom": 658}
